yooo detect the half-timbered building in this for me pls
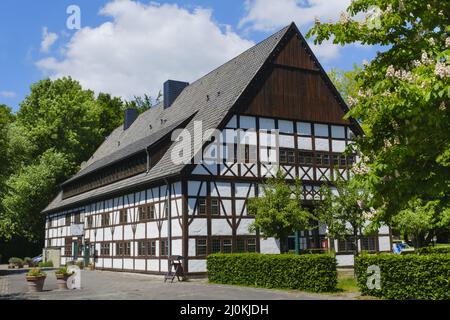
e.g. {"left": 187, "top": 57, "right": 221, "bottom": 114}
{"left": 42, "top": 23, "right": 391, "bottom": 274}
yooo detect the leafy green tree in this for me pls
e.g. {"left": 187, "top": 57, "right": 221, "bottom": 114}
{"left": 248, "top": 170, "right": 314, "bottom": 253}
{"left": 327, "top": 64, "right": 362, "bottom": 105}
{"left": 0, "top": 77, "right": 128, "bottom": 242}
{"left": 307, "top": 1, "right": 450, "bottom": 224}
{"left": 0, "top": 105, "right": 15, "bottom": 210}
{"left": 0, "top": 149, "right": 71, "bottom": 241}
{"left": 315, "top": 176, "right": 371, "bottom": 256}
{"left": 126, "top": 92, "right": 162, "bottom": 114}
{"left": 392, "top": 199, "right": 450, "bottom": 248}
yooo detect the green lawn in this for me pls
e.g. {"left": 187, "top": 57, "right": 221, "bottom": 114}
{"left": 336, "top": 271, "right": 359, "bottom": 293}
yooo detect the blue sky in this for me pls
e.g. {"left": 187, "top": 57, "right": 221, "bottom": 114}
{"left": 0, "top": 0, "right": 379, "bottom": 112}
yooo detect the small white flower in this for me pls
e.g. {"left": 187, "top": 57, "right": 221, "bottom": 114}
{"left": 386, "top": 65, "right": 395, "bottom": 78}
{"left": 435, "top": 62, "right": 450, "bottom": 78}
{"left": 421, "top": 52, "right": 433, "bottom": 65}
{"left": 314, "top": 16, "right": 321, "bottom": 24}
{"left": 412, "top": 60, "right": 421, "bottom": 67}
{"left": 339, "top": 12, "right": 351, "bottom": 24}
{"left": 446, "top": 37, "right": 450, "bottom": 48}
{"left": 428, "top": 38, "right": 436, "bottom": 46}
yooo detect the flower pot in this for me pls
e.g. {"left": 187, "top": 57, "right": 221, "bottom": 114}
{"left": 55, "top": 273, "right": 70, "bottom": 290}
{"left": 88, "top": 265, "right": 94, "bottom": 271}
{"left": 26, "top": 275, "right": 46, "bottom": 293}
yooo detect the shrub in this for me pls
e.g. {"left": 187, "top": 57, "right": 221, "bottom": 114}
{"left": 207, "top": 253, "right": 337, "bottom": 293}
{"left": 355, "top": 253, "right": 450, "bottom": 300}
{"left": 23, "top": 257, "right": 32, "bottom": 266}
{"left": 38, "top": 260, "right": 54, "bottom": 268}
{"left": 8, "top": 257, "right": 24, "bottom": 267}
{"left": 416, "top": 246, "right": 450, "bottom": 255}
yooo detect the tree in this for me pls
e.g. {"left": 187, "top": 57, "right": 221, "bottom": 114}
{"left": 0, "top": 149, "right": 71, "bottom": 241}
{"left": 314, "top": 175, "right": 371, "bottom": 257}
{"left": 392, "top": 198, "right": 450, "bottom": 248}
{"left": 307, "top": 1, "right": 450, "bottom": 224}
{"left": 327, "top": 64, "right": 362, "bottom": 105}
{"left": 126, "top": 92, "right": 162, "bottom": 114}
{"left": 248, "top": 170, "right": 314, "bottom": 253}
{"left": 0, "top": 105, "right": 15, "bottom": 213}
{"left": 0, "top": 77, "right": 128, "bottom": 242}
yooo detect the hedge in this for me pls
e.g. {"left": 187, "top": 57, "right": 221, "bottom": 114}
{"left": 355, "top": 253, "right": 450, "bottom": 300}
{"left": 207, "top": 253, "right": 337, "bottom": 293}
{"left": 416, "top": 246, "right": 450, "bottom": 255}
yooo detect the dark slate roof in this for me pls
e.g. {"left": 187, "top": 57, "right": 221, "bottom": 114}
{"left": 42, "top": 24, "right": 291, "bottom": 213}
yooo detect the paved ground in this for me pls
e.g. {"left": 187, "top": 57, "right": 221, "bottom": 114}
{"left": 0, "top": 269, "right": 358, "bottom": 300}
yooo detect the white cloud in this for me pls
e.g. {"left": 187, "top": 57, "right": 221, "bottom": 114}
{"left": 36, "top": 0, "right": 255, "bottom": 100}
{"left": 238, "top": 0, "right": 371, "bottom": 63}
{"left": 0, "top": 91, "right": 16, "bottom": 98}
{"left": 239, "top": 0, "right": 352, "bottom": 32}
{"left": 40, "top": 27, "right": 58, "bottom": 53}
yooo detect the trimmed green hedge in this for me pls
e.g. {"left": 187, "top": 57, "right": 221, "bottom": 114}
{"left": 207, "top": 253, "right": 337, "bottom": 293}
{"left": 416, "top": 246, "right": 450, "bottom": 255}
{"left": 355, "top": 253, "right": 450, "bottom": 300}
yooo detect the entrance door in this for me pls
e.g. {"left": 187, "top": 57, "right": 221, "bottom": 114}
{"left": 84, "top": 241, "right": 90, "bottom": 266}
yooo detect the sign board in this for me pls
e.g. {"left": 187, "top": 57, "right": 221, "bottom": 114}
{"left": 71, "top": 224, "right": 84, "bottom": 236}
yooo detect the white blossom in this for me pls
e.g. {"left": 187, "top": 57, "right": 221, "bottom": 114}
{"left": 428, "top": 38, "right": 436, "bottom": 46}
{"left": 339, "top": 12, "right": 351, "bottom": 24}
{"left": 386, "top": 65, "right": 395, "bottom": 78}
{"left": 421, "top": 52, "right": 433, "bottom": 65}
{"left": 314, "top": 16, "right": 321, "bottom": 24}
{"left": 435, "top": 62, "right": 450, "bottom": 78}
{"left": 412, "top": 60, "right": 421, "bottom": 67}
{"left": 446, "top": 37, "right": 450, "bottom": 48}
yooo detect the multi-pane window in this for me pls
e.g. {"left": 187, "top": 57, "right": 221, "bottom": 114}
{"left": 223, "top": 239, "right": 232, "bottom": 253}
{"left": 116, "top": 242, "right": 131, "bottom": 256}
{"left": 65, "top": 214, "right": 71, "bottom": 226}
{"left": 279, "top": 149, "right": 295, "bottom": 164}
{"left": 64, "top": 238, "right": 72, "bottom": 256}
{"left": 315, "top": 153, "right": 329, "bottom": 166}
{"left": 211, "top": 198, "right": 220, "bottom": 216}
{"left": 147, "top": 240, "right": 156, "bottom": 256}
{"left": 160, "top": 240, "right": 169, "bottom": 256}
{"left": 101, "top": 213, "right": 110, "bottom": 226}
{"left": 163, "top": 201, "right": 169, "bottom": 218}
{"left": 100, "top": 243, "right": 110, "bottom": 256}
{"left": 148, "top": 204, "right": 155, "bottom": 220}
{"left": 298, "top": 152, "right": 313, "bottom": 165}
{"left": 338, "top": 237, "right": 356, "bottom": 253}
{"left": 211, "top": 239, "right": 221, "bottom": 254}
{"left": 119, "top": 210, "right": 127, "bottom": 224}
{"left": 361, "top": 236, "right": 378, "bottom": 252}
{"left": 198, "top": 198, "right": 207, "bottom": 215}
{"left": 87, "top": 216, "right": 93, "bottom": 228}
{"left": 196, "top": 239, "right": 207, "bottom": 256}
{"left": 139, "top": 206, "right": 149, "bottom": 221}
{"left": 137, "top": 241, "right": 146, "bottom": 256}
{"left": 247, "top": 239, "right": 256, "bottom": 252}
{"left": 74, "top": 212, "right": 81, "bottom": 224}
{"left": 236, "top": 239, "right": 245, "bottom": 253}
{"left": 280, "top": 149, "right": 287, "bottom": 163}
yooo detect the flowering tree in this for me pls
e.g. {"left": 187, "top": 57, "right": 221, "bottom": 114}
{"left": 307, "top": 1, "right": 450, "bottom": 227}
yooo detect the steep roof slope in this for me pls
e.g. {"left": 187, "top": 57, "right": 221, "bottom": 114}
{"left": 43, "top": 24, "right": 291, "bottom": 213}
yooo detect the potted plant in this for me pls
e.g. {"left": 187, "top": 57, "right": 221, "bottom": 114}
{"left": 55, "top": 267, "right": 74, "bottom": 290}
{"left": 26, "top": 268, "right": 47, "bottom": 293}
{"left": 8, "top": 257, "right": 24, "bottom": 269}
{"left": 75, "top": 260, "right": 84, "bottom": 270}
{"left": 88, "top": 263, "right": 94, "bottom": 271}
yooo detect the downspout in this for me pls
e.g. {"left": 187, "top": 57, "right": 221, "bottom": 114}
{"left": 146, "top": 148, "right": 151, "bottom": 173}
{"left": 164, "top": 178, "right": 172, "bottom": 271}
